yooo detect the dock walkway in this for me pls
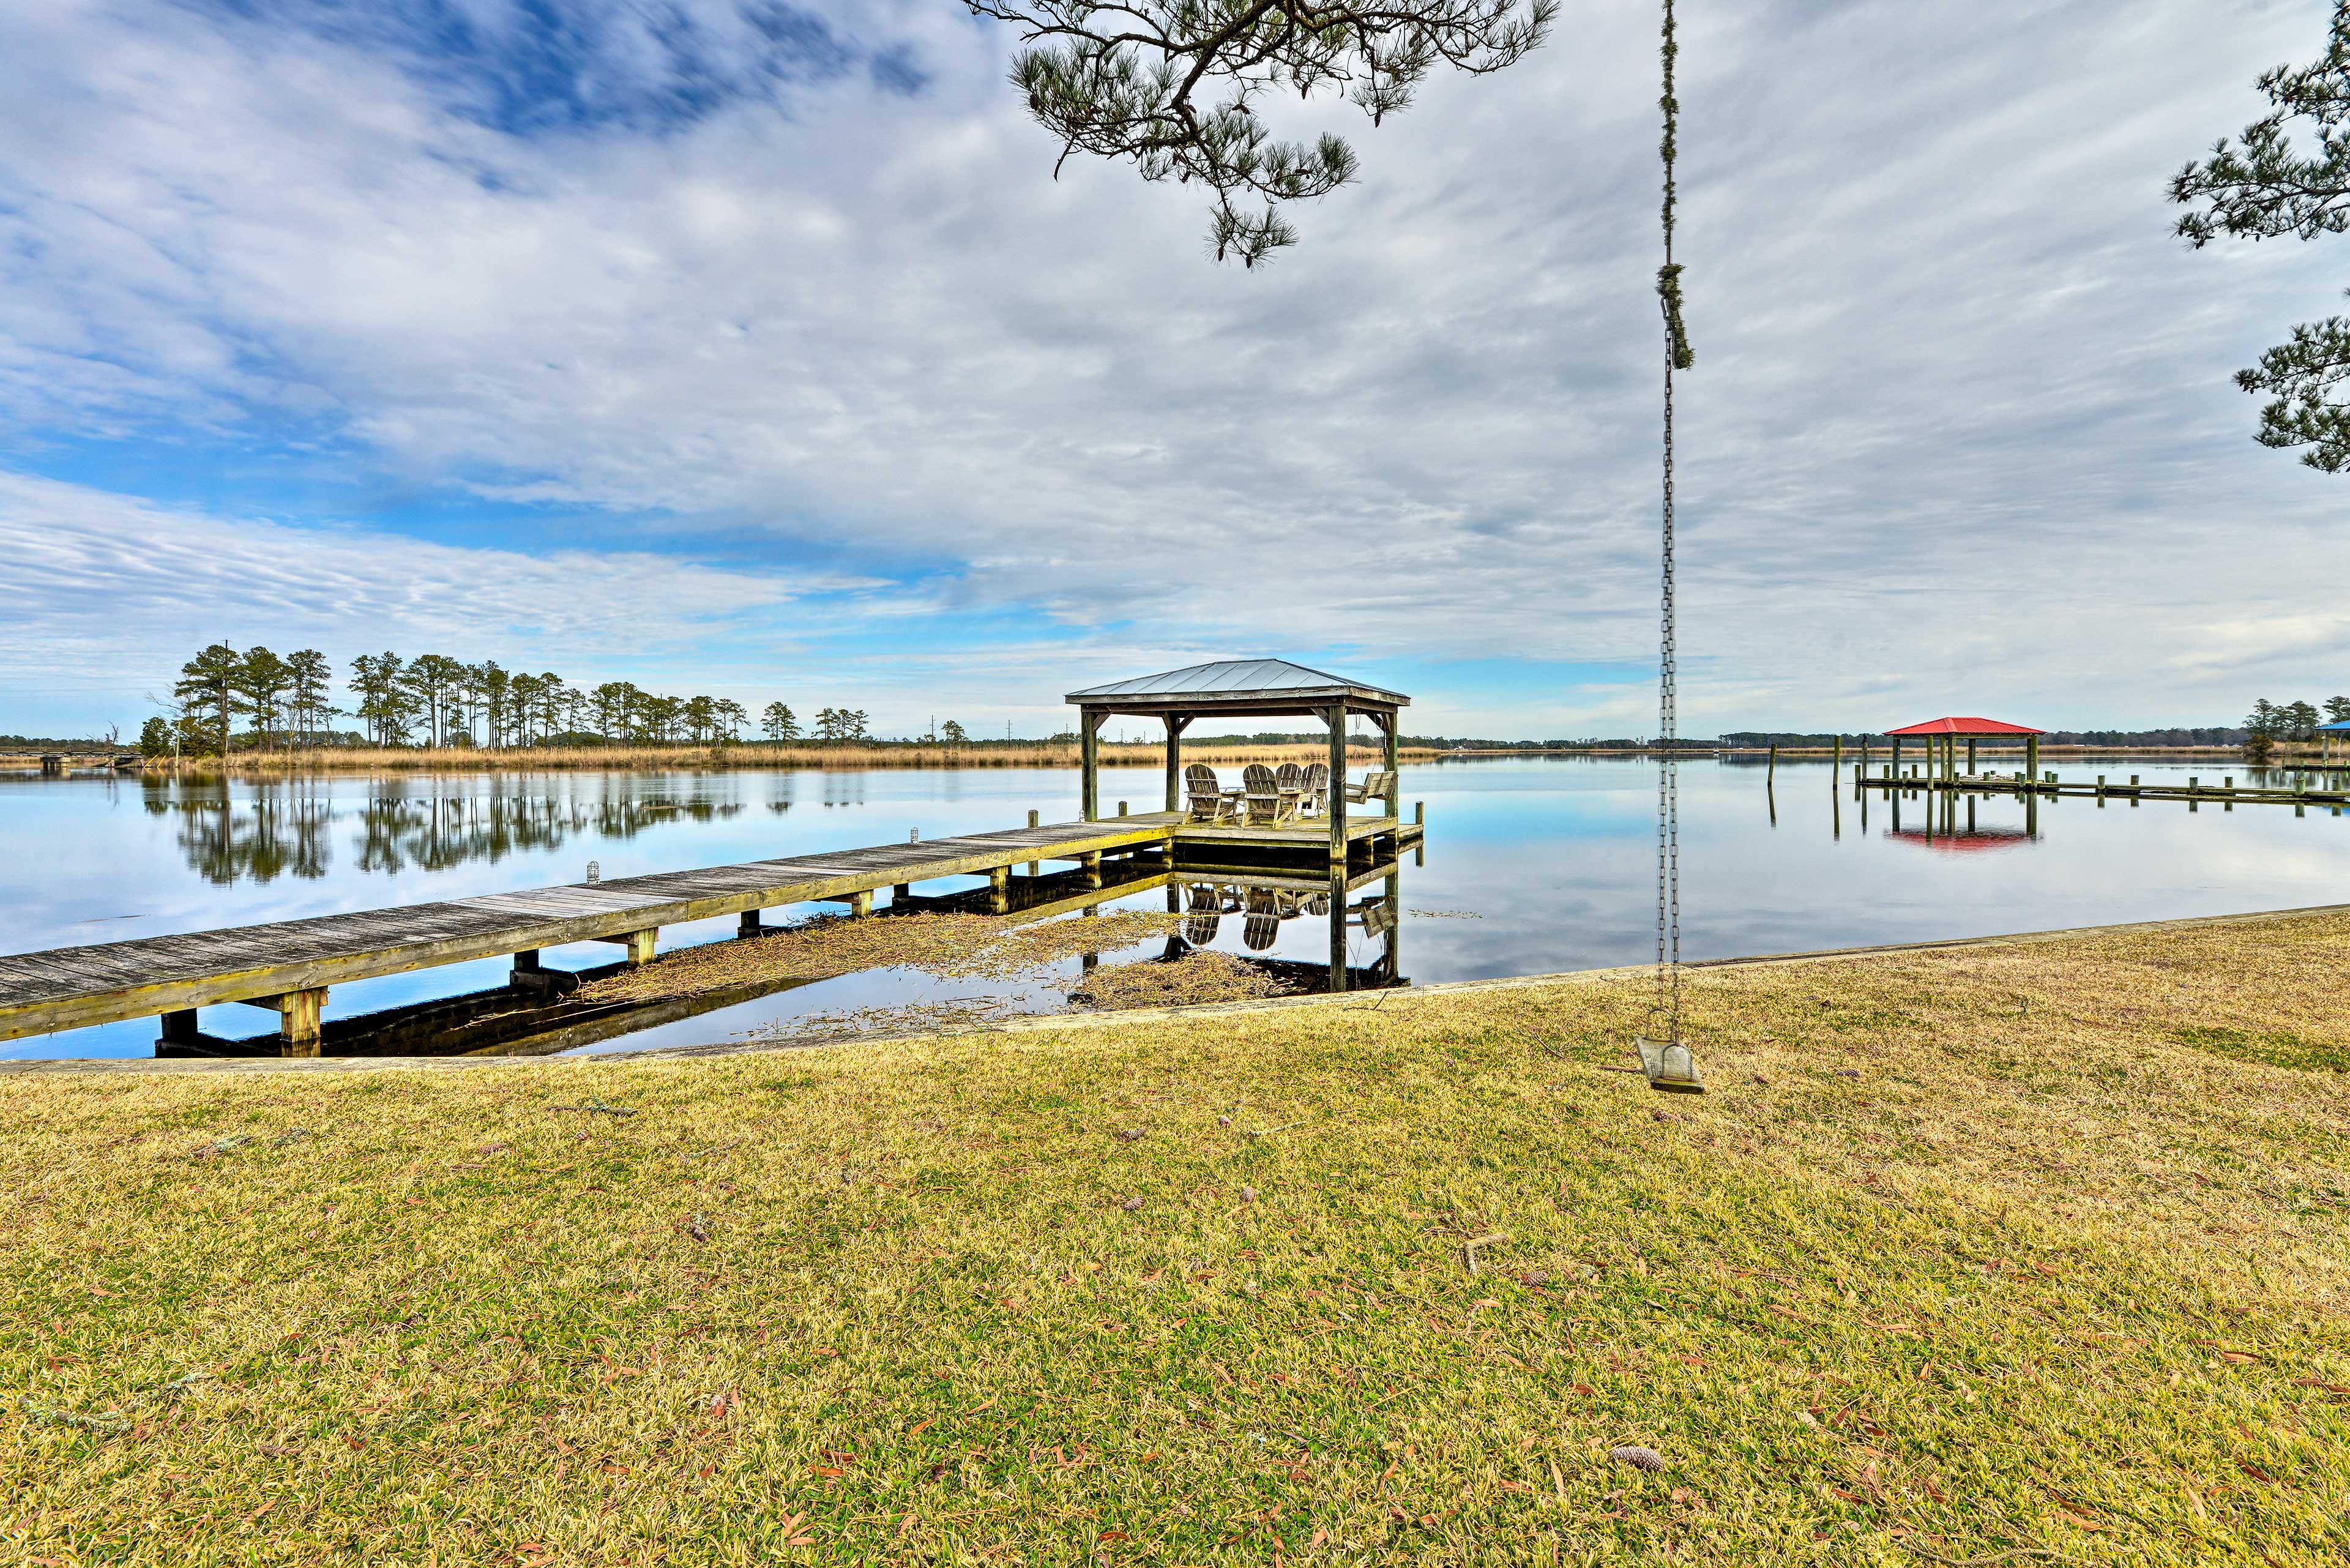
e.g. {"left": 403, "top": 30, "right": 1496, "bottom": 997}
{"left": 0, "top": 809, "right": 1421, "bottom": 1051}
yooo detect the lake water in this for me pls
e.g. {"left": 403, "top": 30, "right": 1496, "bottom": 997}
{"left": 5, "top": 756, "right": 2345, "bottom": 1061}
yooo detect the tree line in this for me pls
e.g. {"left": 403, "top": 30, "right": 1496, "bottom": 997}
{"left": 2244, "top": 697, "right": 2350, "bottom": 742}
{"left": 140, "top": 642, "right": 968, "bottom": 756}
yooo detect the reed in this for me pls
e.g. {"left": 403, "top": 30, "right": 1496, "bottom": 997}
{"left": 66, "top": 739, "right": 1433, "bottom": 777}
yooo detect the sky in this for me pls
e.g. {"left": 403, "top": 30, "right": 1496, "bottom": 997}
{"left": 1, "top": 0, "right": 2344, "bottom": 741}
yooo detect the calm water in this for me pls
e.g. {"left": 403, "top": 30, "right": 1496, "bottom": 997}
{"left": 5, "top": 756, "right": 2344, "bottom": 1060}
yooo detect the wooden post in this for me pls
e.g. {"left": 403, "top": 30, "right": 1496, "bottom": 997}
{"left": 1382, "top": 713, "right": 1401, "bottom": 819}
{"left": 1028, "top": 808, "right": 1040, "bottom": 875}
{"left": 892, "top": 882, "right": 911, "bottom": 900}
{"left": 1832, "top": 735, "right": 1842, "bottom": 770}
{"left": 848, "top": 889, "right": 872, "bottom": 917}
{"left": 1327, "top": 865, "right": 1348, "bottom": 993}
{"left": 1082, "top": 850, "right": 1102, "bottom": 889}
{"left": 1164, "top": 714, "right": 1188, "bottom": 814}
{"left": 1966, "top": 737, "right": 1977, "bottom": 775}
{"left": 160, "top": 1009, "right": 200, "bottom": 1044}
{"left": 1767, "top": 744, "right": 1777, "bottom": 783}
{"left": 1383, "top": 868, "right": 1402, "bottom": 982}
{"left": 278, "top": 987, "right": 326, "bottom": 1056}
{"left": 2026, "top": 734, "right": 2039, "bottom": 783}
{"left": 1079, "top": 708, "right": 1100, "bottom": 823}
{"left": 1327, "top": 704, "right": 1348, "bottom": 867}
{"left": 1890, "top": 736, "right": 1901, "bottom": 778}
{"left": 988, "top": 863, "right": 1009, "bottom": 914}
{"left": 737, "top": 911, "right": 763, "bottom": 936}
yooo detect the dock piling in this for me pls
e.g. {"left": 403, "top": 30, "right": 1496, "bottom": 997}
{"left": 594, "top": 929, "right": 658, "bottom": 966}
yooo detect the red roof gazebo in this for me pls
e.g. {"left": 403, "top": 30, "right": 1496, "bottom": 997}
{"left": 1881, "top": 716, "right": 2045, "bottom": 780}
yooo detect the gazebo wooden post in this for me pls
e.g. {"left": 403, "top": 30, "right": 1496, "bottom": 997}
{"left": 1372, "top": 710, "right": 1391, "bottom": 823}
{"left": 1326, "top": 702, "right": 1348, "bottom": 867}
{"left": 1967, "top": 737, "right": 1976, "bottom": 775}
{"left": 1079, "top": 707, "right": 1103, "bottom": 822}
{"left": 1891, "top": 736, "right": 1901, "bottom": 778}
{"left": 1163, "top": 713, "right": 1190, "bottom": 813}
{"left": 2026, "top": 734, "right": 2039, "bottom": 784}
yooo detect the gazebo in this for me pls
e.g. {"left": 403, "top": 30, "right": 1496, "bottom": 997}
{"left": 1882, "top": 716, "right": 2045, "bottom": 781}
{"left": 1065, "top": 659, "right": 1408, "bottom": 851}
{"left": 2319, "top": 718, "right": 2350, "bottom": 762}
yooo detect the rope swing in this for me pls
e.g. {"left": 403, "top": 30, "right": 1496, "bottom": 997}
{"left": 1638, "top": 0, "right": 1704, "bottom": 1095}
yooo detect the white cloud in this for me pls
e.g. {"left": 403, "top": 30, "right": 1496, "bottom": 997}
{"left": 1, "top": 0, "right": 2346, "bottom": 737}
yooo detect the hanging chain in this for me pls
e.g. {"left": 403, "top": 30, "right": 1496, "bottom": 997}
{"left": 1653, "top": 0, "right": 1692, "bottom": 1038}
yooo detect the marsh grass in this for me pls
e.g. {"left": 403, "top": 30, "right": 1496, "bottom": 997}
{"left": 97, "top": 741, "right": 1433, "bottom": 778}
{"left": 5, "top": 914, "right": 2349, "bottom": 1563}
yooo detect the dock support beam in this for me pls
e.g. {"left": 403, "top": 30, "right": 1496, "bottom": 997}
{"left": 512, "top": 950, "right": 578, "bottom": 995}
{"left": 277, "top": 988, "right": 326, "bottom": 1055}
{"left": 161, "top": 1009, "right": 200, "bottom": 1044}
{"left": 988, "top": 864, "right": 1010, "bottom": 914}
{"left": 2026, "top": 734, "right": 2039, "bottom": 782}
{"left": 1080, "top": 711, "right": 1104, "bottom": 822}
{"left": 1163, "top": 714, "right": 1190, "bottom": 814}
{"left": 738, "top": 911, "right": 764, "bottom": 936}
{"left": 1327, "top": 703, "right": 1349, "bottom": 868}
{"left": 1081, "top": 851, "right": 1102, "bottom": 889}
{"left": 597, "top": 929, "right": 658, "bottom": 966}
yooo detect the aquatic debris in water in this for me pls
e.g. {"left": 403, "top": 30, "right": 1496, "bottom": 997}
{"left": 1067, "top": 950, "right": 1295, "bottom": 1011}
{"left": 576, "top": 909, "right": 1187, "bottom": 1006}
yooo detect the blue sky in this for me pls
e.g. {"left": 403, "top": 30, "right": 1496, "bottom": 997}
{"left": 2, "top": 0, "right": 2345, "bottom": 741}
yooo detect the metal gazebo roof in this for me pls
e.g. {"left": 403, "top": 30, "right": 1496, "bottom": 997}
{"left": 1066, "top": 659, "right": 1408, "bottom": 713}
{"left": 1883, "top": 715, "right": 2044, "bottom": 737}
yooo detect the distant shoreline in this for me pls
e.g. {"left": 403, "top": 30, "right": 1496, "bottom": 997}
{"left": 0, "top": 739, "right": 2316, "bottom": 775}
{"left": 0, "top": 739, "right": 1438, "bottom": 776}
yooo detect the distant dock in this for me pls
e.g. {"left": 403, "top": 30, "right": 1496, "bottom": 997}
{"left": 1854, "top": 766, "right": 2348, "bottom": 809}
{"left": 0, "top": 807, "right": 1423, "bottom": 1053}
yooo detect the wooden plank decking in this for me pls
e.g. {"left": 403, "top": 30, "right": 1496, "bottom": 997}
{"left": 0, "top": 809, "right": 1425, "bottom": 1048}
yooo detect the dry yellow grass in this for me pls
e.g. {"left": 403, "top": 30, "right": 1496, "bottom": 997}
{"left": 104, "top": 741, "right": 1434, "bottom": 778}
{"left": 4, "top": 911, "right": 2348, "bottom": 1563}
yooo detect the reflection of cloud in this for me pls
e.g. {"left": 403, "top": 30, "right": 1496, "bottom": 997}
{"left": 0, "top": 1, "right": 2344, "bottom": 735}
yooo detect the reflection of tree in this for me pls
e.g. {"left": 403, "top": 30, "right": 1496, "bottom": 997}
{"left": 349, "top": 777, "right": 744, "bottom": 875}
{"left": 152, "top": 777, "right": 335, "bottom": 886}
{"left": 151, "top": 771, "right": 760, "bottom": 885}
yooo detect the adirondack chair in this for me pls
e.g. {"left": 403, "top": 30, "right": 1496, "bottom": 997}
{"left": 1241, "top": 763, "right": 1302, "bottom": 825}
{"left": 1299, "top": 763, "right": 1330, "bottom": 813}
{"left": 1182, "top": 882, "right": 1223, "bottom": 946}
{"left": 1343, "top": 767, "right": 1398, "bottom": 814}
{"left": 1275, "top": 762, "right": 1305, "bottom": 800}
{"left": 1242, "top": 887, "right": 1282, "bottom": 950}
{"left": 1184, "top": 763, "right": 1238, "bottom": 823}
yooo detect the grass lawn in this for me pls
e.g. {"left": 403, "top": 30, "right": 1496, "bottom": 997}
{"left": 6, "top": 911, "right": 2348, "bottom": 1564}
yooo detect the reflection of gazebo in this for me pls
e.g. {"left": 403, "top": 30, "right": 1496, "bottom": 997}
{"left": 1882, "top": 715, "right": 2044, "bottom": 780}
{"left": 1064, "top": 659, "right": 1408, "bottom": 851}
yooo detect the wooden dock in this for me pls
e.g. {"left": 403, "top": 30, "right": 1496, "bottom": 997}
{"left": 0, "top": 808, "right": 1423, "bottom": 1052}
{"left": 1853, "top": 767, "right": 2349, "bottom": 809}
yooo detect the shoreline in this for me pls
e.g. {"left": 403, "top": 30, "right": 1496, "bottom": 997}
{"left": 13, "top": 898, "right": 2343, "bottom": 1075}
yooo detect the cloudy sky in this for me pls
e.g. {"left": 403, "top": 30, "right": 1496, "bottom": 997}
{"left": 1, "top": 0, "right": 2343, "bottom": 740}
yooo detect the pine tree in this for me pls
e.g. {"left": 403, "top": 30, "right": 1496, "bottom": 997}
{"left": 2173, "top": 3, "right": 2350, "bottom": 467}
{"left": 174, "top": 642, "right": 239, "bottom": 756}
{"left": 966, "top": 2, "right": 1554, "bottom": 266}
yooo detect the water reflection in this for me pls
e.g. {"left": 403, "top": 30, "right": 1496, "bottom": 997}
{"left": 151, "top": 849, "right": 1409, "bottom": 1059}
{"left": 136, "top": 774, "right": 755, "bottom": 884}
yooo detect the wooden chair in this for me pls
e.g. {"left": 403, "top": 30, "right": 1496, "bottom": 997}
{"left": 1182, "top": 882, "right": 1223, "bottom": 946}
{"left": 1300, "top": 763, "right": 1330, "bottom": 813}
{"left": 1242, "top": 887, "right": 1281, "bottom": 950}
{"left": 1343, "top": 767, "right": 1397, "bottom": 815}
{"left": 1242, "top": 763, "right": 1302, "bottom": 825}
{"left": 1185, "top": 763, "right": 1238, "bottom": 823}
